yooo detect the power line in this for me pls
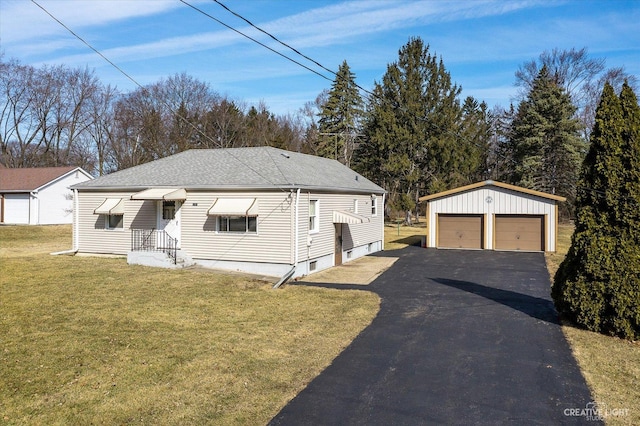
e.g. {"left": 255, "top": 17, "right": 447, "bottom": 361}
{"left": 29, "top": 0, "right": 289, "bottom": 193}
{"left": 206, "top": 0, "right": 378, "bottom": 100}
{"left": 179, "top": 0, "right": 333, "bottom": 83}
{"left": 211, "top": 0, "right": 338, "bottom": 80}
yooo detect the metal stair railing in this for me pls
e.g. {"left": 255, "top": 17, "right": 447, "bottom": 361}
{"left": 131, "top": 229, "right": 177, "bottom": 265}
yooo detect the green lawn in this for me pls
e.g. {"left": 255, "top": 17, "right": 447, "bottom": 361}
{"left": 0, "top": 225, "right": 379, "bottom": 425}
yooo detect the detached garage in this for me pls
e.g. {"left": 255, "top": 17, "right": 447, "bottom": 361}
{"left": 420, "top": 180, "right": 565, "bottom": 252}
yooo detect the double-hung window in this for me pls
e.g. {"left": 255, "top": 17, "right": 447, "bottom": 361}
{"left": 371, "top": 197, "right": 378, "bottom": 216}
{"left": 309, "top": 199, "right": 319, "bottom": 233}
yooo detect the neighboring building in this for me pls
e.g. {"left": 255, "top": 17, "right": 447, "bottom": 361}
{"left": 71, "top": 147, "right": 386, "bottom": 278}
{"left": 420, "top": 180, "right": 565, "bottom": 252}
{"left": 0, "top": 166, "right": 93, "bottom": 225}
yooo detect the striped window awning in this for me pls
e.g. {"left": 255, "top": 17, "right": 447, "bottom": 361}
{"left": 94, "top": 198, "right": 125, "bottom": 215}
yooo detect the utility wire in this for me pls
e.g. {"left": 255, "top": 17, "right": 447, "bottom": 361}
{"left": 30, "top": 0, "right": 142, "bottom": 91}
{"left": 208, "top": 0, "right": 378, "bottom": 100}
{"left": 179, "top": 0, "right": 333, "bottom": 83}
{"left": 32, "top": 0, "right": 614, "bottom": 206}
{"left": 29, "top": 0, "right": 289, "bottom": 193}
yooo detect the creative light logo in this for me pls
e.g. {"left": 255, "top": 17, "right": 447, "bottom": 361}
{"left": 564, "top": 401, "right": 630, "bottom": 421}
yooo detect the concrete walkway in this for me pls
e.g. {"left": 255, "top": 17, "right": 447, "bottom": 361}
{"left": 270, "top": 247, "right": 598, "bottom": 425}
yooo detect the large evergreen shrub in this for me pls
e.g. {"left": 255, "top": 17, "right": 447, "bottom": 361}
{"left": 552, "top": 82, "right": 640, "bottom": 340}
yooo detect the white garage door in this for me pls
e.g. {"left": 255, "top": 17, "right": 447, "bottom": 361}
{"left": 4, "top": 193, "right": 30, "bottom": 224}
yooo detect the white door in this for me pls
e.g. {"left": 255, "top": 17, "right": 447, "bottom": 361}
{"left": 4, "top": 194, "right": 30, "bottom": 224}
{"left": 157, "top": 200, "right": 181, "bottom": 248}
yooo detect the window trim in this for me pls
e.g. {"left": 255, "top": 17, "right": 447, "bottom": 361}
{"left": 162, "top": 200, "right": 176, "bottom": 220}
{"left": 371, "top": 197, "right": 378, "bottom": 217}
{"left": 216, "top": 215, "right": 258, "bottom": 234}
{"left": 105, "top": 214, "right": 124, "bottom": 230}
{"left": 309, "top": 199, "right": 320, "bottom": 234}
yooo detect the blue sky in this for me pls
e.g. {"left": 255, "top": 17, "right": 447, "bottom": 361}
{"left": 1, "top": 0, "right": 638, "bottom": 116}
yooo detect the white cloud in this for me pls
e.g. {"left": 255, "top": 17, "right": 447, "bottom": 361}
{"left": 1, "top": 0, "right": 186, "bottom": 44}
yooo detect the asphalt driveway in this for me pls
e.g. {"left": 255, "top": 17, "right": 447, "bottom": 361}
{"left": 270, "top": 247, "right": 599, "bottom": 425}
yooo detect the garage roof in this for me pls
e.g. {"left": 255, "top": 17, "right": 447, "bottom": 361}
{"left": 0, "top": 166, "right": 79, "bottom": 192}
{"left": 419, "top": 180, "right": 566, "bottom": 202}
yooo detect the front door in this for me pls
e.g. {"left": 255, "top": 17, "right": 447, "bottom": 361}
{"left": 157, "top": 200, "right": 181, "bottom": 248}
{"left": 334, "top": 223, "right": 343, "bottom": 266}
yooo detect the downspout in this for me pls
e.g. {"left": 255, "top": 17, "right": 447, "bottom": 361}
{"left": 51, "top": 188, "right": 79, "bottom": 256}
{"left": 274, "top": 188, "right": 300, "bottom": 289}
{"left": 294, "top": 188, "right": 300, "bottom": 267}
{"left": 381, "top": 192, "right": 386, "bottom": 250}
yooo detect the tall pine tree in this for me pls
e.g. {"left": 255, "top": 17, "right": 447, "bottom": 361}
{"left": 317, "top": 60, "right": 364, "bottom": 167}
{"left": 553, "top": 82, "right": 640, "bottom": 339}
{"left": 355, "top": 37, "right": 464, "bottom": 223}
{"left": 508, "top": 66, "right": 584, "bottom": 216}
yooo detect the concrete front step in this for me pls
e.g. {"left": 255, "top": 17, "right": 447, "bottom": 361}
{"left": 127, "top": 250, "right": 195, "bottom": 269}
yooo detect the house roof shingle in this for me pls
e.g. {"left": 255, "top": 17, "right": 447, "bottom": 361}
{"left": 0, "top": 166, "right": 78, "bottom": 192}
{"left": 74, "top": 147, "right": 385, "bottom": 194}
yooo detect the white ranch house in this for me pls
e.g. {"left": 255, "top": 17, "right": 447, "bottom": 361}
{"left": 0, "top": 165, "right": 92, "bottom": 225}
{"left": 71, "top": 147, "right": 386, "bottom": 278}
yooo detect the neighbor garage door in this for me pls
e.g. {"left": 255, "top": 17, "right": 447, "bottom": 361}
{"left": 438, "top": 214, "right": 483, "bottom": 249}
{"left": 3, "top": 193, "right": 30, "bottom": 224}
{"left": 494, "top": 215, "right": 543, "bottom": 251}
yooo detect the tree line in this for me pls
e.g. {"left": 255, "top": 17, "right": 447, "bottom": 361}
{"left": 316, "top": 40, "right": 636, "bottom": 221}
{"left": 1, "top": 41, "right": 637, "bottom": 223}
{"left": 0, "top": 59, "right": 309, "bottom": 175}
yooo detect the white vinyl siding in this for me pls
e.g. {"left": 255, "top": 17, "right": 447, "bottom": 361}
{"left": 77, "top": 191, "right": 148, "bottom": 255}
{"left": 181, "top": 191, "right": 292, "bottom": 264}
{"left": 299, "top": 191, "right": 384, "bottom": 263}
{"left": 76, "top": 189, "right": 384, "bottom": 269}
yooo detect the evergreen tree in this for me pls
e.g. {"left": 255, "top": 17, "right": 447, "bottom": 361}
{"left": 553, "top": 82, "right": 640, "bottom": 339}
{"left": 458, "top": 97, "right": 491, "bottom": 182}
{"left": 355, "top": 37, "right": 463, "bottom": 223}
{"left": 317, "top": 60, "right": 363, "bottom": 166}
{"left": 509, "top": 66, "right": 584, "bottom": 216}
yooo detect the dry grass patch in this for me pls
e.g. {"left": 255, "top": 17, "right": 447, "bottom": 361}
{"left": 0, "top": 226, "right": 379, "bottom": 425}
{"left": 384, "top": 222, "right": 425, "bottom": 251}
{"left": 545, "top": 224, "right": 640, "bottom": 425}
{"left": 300, "top": 256, "right": 398, "bottom": 285}
{"left": 0, "top": 224, "right": 71, "bottom": 257}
